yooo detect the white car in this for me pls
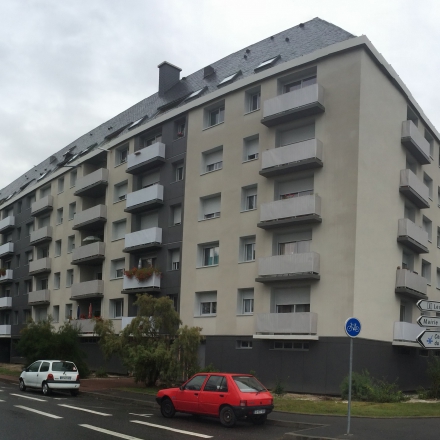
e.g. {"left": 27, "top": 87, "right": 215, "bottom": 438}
{"left": 19, "top": 360, "right": 80, "bottom": 396}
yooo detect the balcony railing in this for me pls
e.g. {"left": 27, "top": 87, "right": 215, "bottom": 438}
{"left": 397, "top": 218, "right": 429, "bottom": 253}
{"left": 30, "top": 226, "right": 53, "bottom": 245}
{"left": 123, "top": 227, "right": 162, "bottom": 252}
{"left": 31, "top": 195, "right": 54, "bottom": 217}
{"left": 260, "top": 139, "right": 323, "bottom": 177}
{"left": 399, "top": 169, "right": 430, "bottom": 209}
{"left": 0, "top": 242, "right": 14, "bottom": 258}
{"left": 401, "top": 120, "right": 430, "bottom": 165}
{"left": 72, "top": 205, "right": 107, "bottom": 230}
{"left": 125, "top": 184, "right": 164, "bottom": 214}
{"left": 74, "top": 168, "right": 109, "bottom": 197}
{"left": 0, "top": 297, "right": 12, "bottom": 309}
{"left": 258, "top": 195, "right": 321, "bottom": 229}
{"left": 28, "top": 289, "right": 50, "bottom": 305}
{"left": 256, "top": 252, "right": 320, "bottom": 282}
{"left": 70, "top": 280, "right": 104, "bottom": 300}
{"left": 126, "top": 142, "right": 166, "bottom": 175}
{"left": 255, "top": 312, "right": 318, "bottom": 335}
{"left": 29, "top": 258, "right": 51, "bottom": 275}
{"left": 71, "top": 242, "right": 105, "bottom": 265}
{"left": 393, "top": 321, "right": 421, "bottom": 344}
{"left": 0, "top": 269, "right": 13, "bottom": 284}
{"left": 395, "top": 269, "right": 427, "bottom": 299}
{"left": 121, "top": 316, "right": 135, "bottom": 331}
{"left": 122, "top": 273, "right": 161, "bottom": 293}
{"left": 0, "top": 325, "right": 11, "bottom": 335}
{"left": 0, "top": 216, "right": 15, "bottom": 233}
{"left": 261, "top": 84, "right": 325, "bottom": 127}
{"left": 71, "top": 319, "right": 97, "bottom": 334}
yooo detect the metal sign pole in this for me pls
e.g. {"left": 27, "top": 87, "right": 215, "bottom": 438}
{"left": 347, "top": 337, "right": 353, "bottom": 435}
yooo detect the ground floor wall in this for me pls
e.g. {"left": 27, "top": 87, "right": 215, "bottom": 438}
{"left": 0, "top": 338, "right": 11, "bottom": 363}
{"left": 204, "top": 336, "right": 431, "bottom": 394}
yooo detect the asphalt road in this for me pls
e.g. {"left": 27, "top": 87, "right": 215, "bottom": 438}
{"left": 0, "top": 382, "right": 292, "bottom": 440}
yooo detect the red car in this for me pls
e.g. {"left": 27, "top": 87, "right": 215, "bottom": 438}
{"left": 156, "top": 373, "right": 274, "bottom": 427}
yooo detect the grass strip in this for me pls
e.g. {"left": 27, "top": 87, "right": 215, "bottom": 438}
{"left": 0, "top": 367, "right": 21, "bottom": 377}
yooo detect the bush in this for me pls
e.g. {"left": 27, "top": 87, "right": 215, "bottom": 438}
{"left": 95, "top": 367, "right": 108, "bottom": 378}
{"left": 273, "top": 377, "right": 285, "bottom": 396}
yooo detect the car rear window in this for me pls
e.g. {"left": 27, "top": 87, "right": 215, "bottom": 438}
{"left": 233, "top": 376, "right": 266, "bottom": 393}
{"left": 52, "top": 362, "right": 77, "bottom": 372}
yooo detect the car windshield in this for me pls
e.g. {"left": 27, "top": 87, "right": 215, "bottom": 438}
{"left": 52, "top": 362, "right": 77, "bottom": 372}
{"left": 233, "top": 376, "right": 266, "bottom": 393}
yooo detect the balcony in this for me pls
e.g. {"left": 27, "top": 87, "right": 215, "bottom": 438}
{"left": 123, "top": 227, "right": 162, "bottom": 253}
{"left": 393, "top": 321, "right": 421, "bottom": 345}
{"left": 0, "top": 269, "right": 13, "bottom": 284}
{"left": 256, "top": 252, "right": 320, "bottom": 283}
{"left": 401, "top": 120, "right": 430, "bottom": 165}
{"left": 72, "top": 319, "right": 97, "bottom": 334}
{"left": 121, "top": 316, "right": 135, "bottom": 331}
{"left": 31, "top": 195, "right": 54, "bottom": 217}
{"left": 258, "top": 195, "right": 321, "bottom": 229}
{"left": 261, "top": 84, "right": 325, "bottom": 127}
{"left": 122, "top": 273, "right": 161, "bottom": 294}
{"left": 126, "top": 143, "right": 166, "bottom": 175}
{"left": 0, "top": 216, "right": 15, "bottom": 233}
{"left": 125, "top": 184, "right": 164, "bottom": 214}
{"left": 28, "top": 289, "right": 50, "bottom": 305}
{"left": 72, "top": 205, "right": 107, "bottom": 230}
{"left": 70, "top": 280, "right": 104, "bottom": 300}
{"left": 0, "top": 325, "right": 11, "bottom": 336}
{"left": 74, "top": 168, "right": 109, "bottom": 197}
{"left": 0, "top": 297, "right": 12, "bottom": 309}
{"left": 30, "top": 226, "right": 53, "bottom": 246}
{"left": 29, "top": 258, "right": 51, "bottom": 275}
{"left": 254, "top": 312, "right": 318, "bottom": 339}
{"left": 399, "top": 169, "right": 429, "bottom": 209}
{"left": 0, "top": 242, "right": 14, "bottom": 258}
{"left": 395, "top": 268, "right": 427, "bottom": 299}
{"left": 260, "top": 139, "right": 323, "bottom": 177}
{"left": 397, "top": 218, "right": 429, "bottom": 253}
{"left": 71, "top": 242, "right": 105, "bottom": 265}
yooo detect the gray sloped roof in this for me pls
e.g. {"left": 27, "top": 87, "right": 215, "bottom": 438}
{"left": 0, "top": 17, "right": 354, "bottom": 203}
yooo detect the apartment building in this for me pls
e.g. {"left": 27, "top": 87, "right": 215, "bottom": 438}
{"left": 0, "top": 18, "right": 438, "bottom": 393}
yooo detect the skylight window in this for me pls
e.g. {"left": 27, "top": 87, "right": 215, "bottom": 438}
{"left": 5, "top": 193, "right": 14, "bottom": 201}
{"left": 255, "top": 55, "right": 280, "bottom": 72}
{"left": 128, "top": 117, "right": 147, "bottom": 130}
{"left": 185, "top": 87, "right": 206, "bottom": 101}
{"left": 218, "top": 71, "right": 241, "bottom": 86}
{"left": 79, "top": 143, "right": 98, "bottom": 156}
{"left": 66, "top": 153, "right": 80, "bottom": 164}
{"left": 37, "top": 170, "right": 51, "bottom": 181}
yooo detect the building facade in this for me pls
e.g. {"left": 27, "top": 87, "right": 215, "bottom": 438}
{"left": 0, "top": 18, "right": 438, "bottom": 393}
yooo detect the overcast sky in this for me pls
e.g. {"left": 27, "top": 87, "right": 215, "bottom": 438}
{"left": 1, "top": 0, "right": 439, "bottom": 191}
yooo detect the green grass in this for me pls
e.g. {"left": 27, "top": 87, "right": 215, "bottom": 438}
{"left": 0, "top": 367, "right": 22, "bottom": 377}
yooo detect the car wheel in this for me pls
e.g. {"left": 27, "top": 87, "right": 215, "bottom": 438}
{"left": 160, "top": 398, "right": 176, "bottom": 418}
{"left": 70, "top": 390, "right": 79, "bottom": 397}
{"left": 220, "top": 406, "right": 236, "bottom": 428}
{"left": 251, "top": 414, "right": 267, "bottom": 425}
{"left": 19, "top": 379, "right": 26, "bottom": 392}
{"left": 42, "top": 382, "right": 51, "bottom": 396}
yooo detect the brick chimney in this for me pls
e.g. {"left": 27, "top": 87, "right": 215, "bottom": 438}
{"left": 158, "top": 61, "right": 182, "bottom": 96}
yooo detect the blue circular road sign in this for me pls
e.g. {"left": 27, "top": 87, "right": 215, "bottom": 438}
{"left": 345, "top": 317, "right": 361, "bottom": 338}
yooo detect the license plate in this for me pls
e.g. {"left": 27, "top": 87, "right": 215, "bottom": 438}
{"left": 254, "top": 409, "right": 265, "bottom": 414}
{"left": 62, "top": 377, "right": 71, "bottom": 380}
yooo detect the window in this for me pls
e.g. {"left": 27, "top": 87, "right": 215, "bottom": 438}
{"left": 16, "top": 227, "right": 21, "bottom": 241}
{"left": 407, "top": 106, "right": 418, "bottom": 126}
{"left": 239, "top": 236, "right": 256, "bottom": 262}
{"left": 141, "top": 170, "right": 160, "bottom": 188}
{"left": 236, "top": 340, "right": 253, "bottom": 349}
{"left": 55, "top": 240, "right": 61, "bottom": 257}
{"left": 169, "top": 249, "right": 180, "bottom": 270}
{"left": 278, "top": 123, "right": 315, "bottom": 147}
{"left": 68, "top": 202, "right": 76, "bottom": 220}
{"left": 245, "top": 86, "right": 261, "bottom": 113}
{"left": 200, "top": 194, "right": 221, "bottom": 220}
{"left": 424, "top": 172, "right": 433, "bottom": 199}
{"left": 167, "top": 294, "right": 178, "bottom": 311}
{"left": 272, "top": 286, "right": 310, "bottom": 314}
{"left": 40, "top": 185, "right": 51, "bottom": 198}
{"left": 17, "top": 201, "right": 22, "bottom": 213}
{"left": 243, "top": 135, "right": 259, "bottom": 161}
{"left": 241, "top": 185, "right": 257, "bottom": 211}
{"left": 114, "top": 181, "right": 128, "bottom": 202}
{"left": 13, "top": 311, "right": 19, "bottom": 325}
{"left": 199, "top": 243, "right": 219, "bottom": 267}
{"left": 271, "top": 341, "right": 309, "bottom": 351}
{"left": 15, "top": 254, "right": 20, "bottom": 268}
{"left": 218, "top": 71, "right": 241, "bottom": 86}
{"left": 284, "top": 75, "right": 316, "bottom": 93}
{"left": 25, "top": 280, "right": 32, "bottom": 293}
{"left": 203, "top": 375, "right": 228, "bottom": 392}
{"left": 278, "top": 176, "right": 314, "bottom": 199}
{"left": 23, "top": 309, "right": 31, "bottom": 324}
{"left": 4, "top": 231, "right": 12, "bottom": 243}
{"left": 202, "top": 147, "right": 223, "bottom": 174}
{"left": 67, "top": 235, "right": 75, "bottom": 253}
{"left": 144, "top": 132, "right": 162, "bottom": 147}
{"left": 111, "top": 220, "right": 126, "bottom": 241}
{"left": 173, "top": 161, "right": 184, "bottom": 182}
{"left": 111, "top": 259, "right": 125, "bottom": 279}
{"left": 170, "top": 204, "right": 182, "bottom": 226}
{"left": 52, "top": 306, "right": 59, "bottom": 323}
{"left": 14, "top": 283, "right": 19, "bottom": 296}
{"left": 423, "top": 216, "right": 432, "bottom": 242}
{"left": 174, "top": 118, "right": 186, "bottom": 138}
{"left": 56, "top": 208, "right": 63, "bottom": 224}
{"left": 437, "top": 269, "right": 440, "bottom": 290}
{"left": 70, "top": 170, "right": 77, "bottom": 187}
{"left": 195, "top": 291, "right": 217, "bottom": 316}
{"left": 204, "top": 102, "right": 225, "bottom": 128}
{"left": 422, "top": 260, "right": 431, "bottom": 284}
{"left": 65, "top": 304, "right": 73, "bottom": 320}
{"left": 54, "top": 272, "right": 60, "bottom": 289}
{"left": 26, "top": 222, "right": 34, "bottom": 237}
{"left": 58, "top": 177, "right": 64, "bottom": 193}
{"left": 66, "top": 269, "right": 74, "bottom": 287}
{"left": 255, "top": 55, "right": 280, "bottom": 71}
{"left": 185, "top": 88, "right": 206, "bottom": 101}
{"left": 404, "top": 203, "right": 416, "bottom": 222}
{"left": 279, "top": 240, "right": 311, "bottom": 255}
{"left": 402, "top": 250, "right": 414, "bottom": 271}
{"left": 237, "top": 288, "right": 254, "bottom": 315}
{"left": 37, "top": 278, "right": 48, "bottom": 290}
{"left": 25, "top": 251, "right": 33, "bottom": 264}
{"left": 115, "top": 144, "right": 129, "bottom": 166}
{"left": 425, "top": 130, "right": 434, "bottom": 158}
{"left": 39, "top": 215, "right": 50, "bottom": 228}
{"left": 110, "top": 299, "right": 123, "bottom": 318}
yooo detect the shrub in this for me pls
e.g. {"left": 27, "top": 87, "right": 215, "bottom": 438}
{"left": 95, "top": 367, "right": 108, "bottom": 378}
{"left": 426, "top": 355, "right": 440, "bottom": 398}
{"left": 273, "top": 377, "right": 285, "bottom": 396}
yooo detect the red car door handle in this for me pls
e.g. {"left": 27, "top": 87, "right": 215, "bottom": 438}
{"left": 194, "top": 393, "right": 199, "bottom": 396}
{"left": 219, "top": 395, "right": 224, "bottom": 397}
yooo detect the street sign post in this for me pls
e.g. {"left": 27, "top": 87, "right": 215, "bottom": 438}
{"left": 417, "top": 316, "right": 440, "bottom": 328}
{"left": 417, "top": 300, "right": 440, "bottom": 312}
{"left": 344, "top": 317, "right": 361, "bottom": 436}
{"left": 417, "top": 330, "right": 440, "bottom": 349}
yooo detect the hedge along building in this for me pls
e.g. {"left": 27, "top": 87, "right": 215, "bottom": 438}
{"left": 0, "top": 18, "right": 438, "bottom": 393}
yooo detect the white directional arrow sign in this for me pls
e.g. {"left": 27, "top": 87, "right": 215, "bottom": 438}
{"left": 417, "top": 299, "right": 440, "bottom": 312}
{"left": 417, "top": 316, "right": 440, "bottom": 327}
{"left": 417, "top": 330, "right": 440, "bottom": 349}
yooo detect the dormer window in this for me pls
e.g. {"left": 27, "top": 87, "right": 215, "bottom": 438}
{"left": 218, "top": 71, "right": 241, "bottom": 87}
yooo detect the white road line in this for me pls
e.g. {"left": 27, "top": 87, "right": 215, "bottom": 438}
{"left": 15, "top": 405, "right": 62, "bottom": 419}
{"left": 10, "top": 393, "right": 47, "bottom": 402}
{"left": 130, "top": 420, "right": 213, "bottom": 438}
{"left": 58, "top": 404, "right": 112, "bottom": 416}
{"left": 129, "top": 413, "right": 152, "bottom": 417}
{"left": 0, "top": 400, "right": 4, "bottom": 402}
{"left": 80, "top": 425, "right": 144, "bottom": 439}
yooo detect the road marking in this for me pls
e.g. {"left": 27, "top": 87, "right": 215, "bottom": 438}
{"left": 10, "top": 393, "right": 47, "bottom": 402}
{"left": 131, "top": 420, "right": 213, "bottom": 438}
{"left": 58, "top": 404, "right": 112, "bottom": 416}
{"left": 0, "top": 400, "right": 4, "bottom": 402}
{"left": 129, "top": 413, "right": 152, "bottom": 417}
{"left": 15, "top": 405, "right": 62, "bottom": 419}
{"left": 80, "top": 425, "right": 144, "bottom": 439}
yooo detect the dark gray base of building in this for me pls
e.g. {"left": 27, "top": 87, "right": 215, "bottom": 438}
{"left": 0, "top": 338, "right": 11, "bottom": 363}
{"left": 204, "top": 336, "right": 431, "bottom": 395}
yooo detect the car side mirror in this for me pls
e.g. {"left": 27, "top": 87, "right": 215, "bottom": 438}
{"left": 179, "top": 385, "right": 184, "bottom": 391}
